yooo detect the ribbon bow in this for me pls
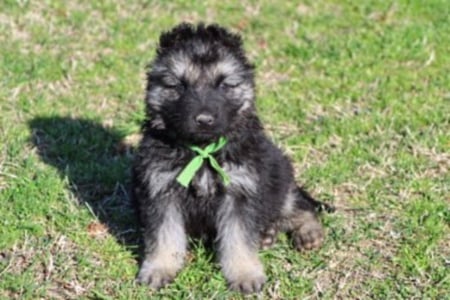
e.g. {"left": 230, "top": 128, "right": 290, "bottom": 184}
{"left": 176, "top": 136, "right": 230, "bottom": 187}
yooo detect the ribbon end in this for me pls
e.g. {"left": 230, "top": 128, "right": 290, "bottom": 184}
{"left": 222, "top": 175, "right": 231, "bottom": 186}
{"left": 176, "top": 175, "right": 190, "bottom": 188}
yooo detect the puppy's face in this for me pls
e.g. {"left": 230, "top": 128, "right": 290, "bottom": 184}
{"left": 146, "top": 24, "right": 255, "bottom": 143}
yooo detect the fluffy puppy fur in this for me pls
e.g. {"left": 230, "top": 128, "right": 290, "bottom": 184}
{"left": 133, "top": 23, "right": 332, "bottom": 294}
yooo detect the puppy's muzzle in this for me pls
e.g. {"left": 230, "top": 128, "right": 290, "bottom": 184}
{"left": 195, "top": 113, "right": 215, "bottom": 127}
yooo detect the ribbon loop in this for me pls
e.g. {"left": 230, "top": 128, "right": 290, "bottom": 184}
{"left": 176, "top": 137, "right": 230, "bottom": 187}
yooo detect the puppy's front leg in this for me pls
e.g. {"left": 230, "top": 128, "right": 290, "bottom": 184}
{"left": 137, "top": 201, "right": 187, "bottom": 289}
{"left": 217, "top": 196, "right": 266, "bottom": 294}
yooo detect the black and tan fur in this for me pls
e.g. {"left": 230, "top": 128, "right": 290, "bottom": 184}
{"left": 133, "top": 23, "right": 332, "bottom": 294}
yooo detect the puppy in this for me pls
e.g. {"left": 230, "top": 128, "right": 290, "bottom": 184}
{"left": 133, "top": 23, "right": 332, "bottom": 294}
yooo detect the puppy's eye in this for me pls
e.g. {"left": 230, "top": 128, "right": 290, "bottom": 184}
{"left": 218, "top": 76, "right": 242, "bottom": 89}
{"left": 161, "top": 78, "right": 178, "bottom": 87}
{"left": 220, "top": 81, "right": 240, "bottom": 89}
{"left": 161, "top": 76, "right": 183, "bottom": 89}
{"left": 161, "top": 76, "right": 186, "bottom": 93}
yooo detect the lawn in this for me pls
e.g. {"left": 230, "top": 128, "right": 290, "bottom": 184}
{"left": 0, "top": 0, "right": 449, "bottom": 299}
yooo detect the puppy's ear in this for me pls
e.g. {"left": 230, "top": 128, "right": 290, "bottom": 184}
{"left": 204, "top": 24, "right": 243, "bottom": 50}
{"left": 158, "top": 22, "right": 195, "bottom": 54}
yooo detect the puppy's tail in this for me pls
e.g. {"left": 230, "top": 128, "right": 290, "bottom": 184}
{"left": 295, "top": 186, "right": 335, "bottom": 213}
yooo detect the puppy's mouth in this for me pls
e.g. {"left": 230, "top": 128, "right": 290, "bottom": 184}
{"left": 181, "top": 116, "right": 227, "bottom": 143}
{"left": 192, "top": 131, "right": 219, "bottom": 142}
{"left": 187, "top": 128, "right": 224, "bottom": 144}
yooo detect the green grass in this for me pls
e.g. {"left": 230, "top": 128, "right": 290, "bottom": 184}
{"left": 1, "top": 0, "right": 449, "bottom": 299}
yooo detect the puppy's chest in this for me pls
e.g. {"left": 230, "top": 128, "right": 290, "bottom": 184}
{"left": 191, "top": 167, "right": 221, "bottom": 198}
{"left": 189, "top": 163, "right": 259, "bottom": 199}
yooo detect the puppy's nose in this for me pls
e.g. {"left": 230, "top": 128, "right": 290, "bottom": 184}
{"left": 195, "top": 113, "right": 215, "bottom": 126}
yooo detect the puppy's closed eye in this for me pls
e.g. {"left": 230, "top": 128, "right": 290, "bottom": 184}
{"left": 217, "top": 75, "right": 243, "bottom": 89}
{"left": 161, "top": 75, "right": 183, "bottom": 88}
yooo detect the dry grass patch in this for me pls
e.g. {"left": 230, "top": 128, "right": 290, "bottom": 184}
{"left": 1, "top": 235, "right": 100, "bottom": 299}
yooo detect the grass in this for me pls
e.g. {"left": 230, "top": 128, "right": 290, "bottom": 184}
{"left": 0, "top": 0, "right": 449, "bottom": 299}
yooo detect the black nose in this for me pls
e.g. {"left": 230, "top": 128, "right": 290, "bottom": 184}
{"left": 195, "top": 113, "right": 215, "bottom": 126}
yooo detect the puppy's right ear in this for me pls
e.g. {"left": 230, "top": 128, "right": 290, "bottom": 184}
{"left": 158, "top": 22, "right": 194, "bottom": 54}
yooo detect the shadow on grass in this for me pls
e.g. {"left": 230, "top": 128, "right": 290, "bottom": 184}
{"left": 28, "top": 116, "right": 141, "bottom": 257}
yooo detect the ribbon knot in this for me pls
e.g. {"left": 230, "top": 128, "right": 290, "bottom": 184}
{"left": 195, "top": 148, "right": 209, "bottom": 159}
{"left": 176, "top": 136, "right": 230, "bottom": 187}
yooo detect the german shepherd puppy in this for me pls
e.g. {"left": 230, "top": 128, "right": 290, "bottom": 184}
{"left": 133, "top": 23, "right": 332, "bottom": 294}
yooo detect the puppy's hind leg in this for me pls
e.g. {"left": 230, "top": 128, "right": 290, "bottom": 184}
{"left": 281, "top": 186, "right": 328, "bottom": 251}
{"left": 137, "top": 201, "right": 187, "bottom": 289}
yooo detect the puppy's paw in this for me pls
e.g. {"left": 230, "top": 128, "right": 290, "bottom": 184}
{"left": 228, "top": 273, "right": 267, "bottom": 294}
{"left": 136, "top": 261, "right": 177, "bottom": 289}
{"left": 260, "top": 226, "right": 278, "bottom": 250}
{"left": 222, "top": 254, "right": 266, "bottom": 294}
{"left": 292, "top": 219, "right": 324, "bottom": 251}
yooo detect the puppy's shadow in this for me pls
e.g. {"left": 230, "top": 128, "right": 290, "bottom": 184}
{"left": 29, "top": 116, "right": 140, "bottom": 256}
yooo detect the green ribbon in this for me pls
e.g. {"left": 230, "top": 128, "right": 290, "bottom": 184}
{"left": 176, "top": 136, "right": 230, "bottom": 187}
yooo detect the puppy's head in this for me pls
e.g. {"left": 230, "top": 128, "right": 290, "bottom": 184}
{"left": 146, "top": 23, "right": 255, "bottom": 143}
